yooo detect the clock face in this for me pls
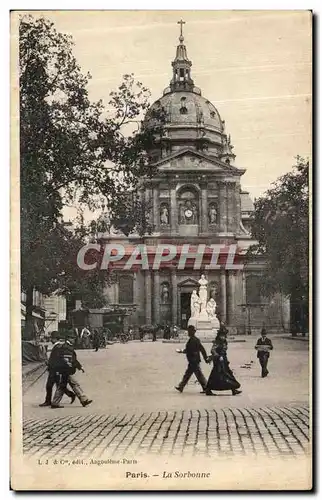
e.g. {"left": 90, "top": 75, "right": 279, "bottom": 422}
{"left": 185, "top": 209, "right": 193, "bottom": 218}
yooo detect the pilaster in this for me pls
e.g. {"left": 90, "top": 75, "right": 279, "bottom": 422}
{"left": 145, "top": 270, "right": 152, "bottom": 324}
{"left": 171, "top": 268, "right": 178, "bottom": 326}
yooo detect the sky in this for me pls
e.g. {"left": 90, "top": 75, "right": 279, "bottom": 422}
{"left": 22, "top": 10, "right": 311, "bottom": 208}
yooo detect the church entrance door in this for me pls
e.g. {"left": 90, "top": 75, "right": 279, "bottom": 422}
{"left": 180, "top": 292, "right": 191, "bottom": 329}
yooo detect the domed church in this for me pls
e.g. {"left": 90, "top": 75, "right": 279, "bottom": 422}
{"left": 96, "top": 22, "right": 290, "bottom": 335}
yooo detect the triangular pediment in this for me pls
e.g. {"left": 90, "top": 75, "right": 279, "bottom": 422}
{"left": 178, "top": 277, "right": 199, "bottom": 288}
{"left": 152, "top": 148, "right": 245, "bottom": 176}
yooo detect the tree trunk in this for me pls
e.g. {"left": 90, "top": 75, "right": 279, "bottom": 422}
{"left": 23, "top": 286, "right": 35, "bottom": 340}
{"left": 290, "top": 290, "right": 308, "bottom": 337}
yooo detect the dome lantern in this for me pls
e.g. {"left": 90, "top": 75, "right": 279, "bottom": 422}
{"left": 170, "top": 19, "right": 194, "bottom": 93}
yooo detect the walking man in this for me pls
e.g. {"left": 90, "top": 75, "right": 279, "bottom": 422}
{"left": 175, "top": 325, "right": 209, "bottom": 393}
{"left": 39, "top": 334, "right": 76, "bottom": 407}
{"left": 255, "top": 327, "right": 273, "bottom": 378}
{"left": 51, "top": 336, "right": 93, "bottom": 408}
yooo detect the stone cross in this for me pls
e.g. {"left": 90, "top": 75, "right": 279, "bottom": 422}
{"left": 177, "top": 19, "right": 185, "bottom": 39}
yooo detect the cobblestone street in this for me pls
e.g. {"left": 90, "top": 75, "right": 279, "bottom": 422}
{"left": 22, "top": 337, "right": 310, "bottom": 460}
{"left": 23, "top": 404, "right": 309, "bottom": 460}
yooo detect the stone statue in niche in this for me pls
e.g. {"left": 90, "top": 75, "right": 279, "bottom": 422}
{"left": 179, "top": 203, "right": 186, "bottom": 224}
{"left": 208, "top": 203, "right": 218, "bottom": 224}
{"left": 161, "top": 283, "right": 170, "bottom": 304}
{"left": 160, "top": 204, "right": 169, "bottom": 225}
{"left": 191, "top": 203, "right": 198, "bottom": 224}
{"left": 209, "top": 282, "right": 218, "bottom": 300}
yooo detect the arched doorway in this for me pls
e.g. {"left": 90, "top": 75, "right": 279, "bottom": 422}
{"left": 178, "top": 278, "right": 199, "bottom": 329}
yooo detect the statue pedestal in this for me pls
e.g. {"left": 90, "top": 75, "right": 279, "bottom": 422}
{"left": 188, "top": 316, "right": 220, "bottom": 340}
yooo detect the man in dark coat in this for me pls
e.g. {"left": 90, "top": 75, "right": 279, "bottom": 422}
{"left": 163, "top": 324, "right": 171, "bottom": 340}
{"left": 51, "top": 337, "right": 92, "bottom": 408}
{"left": 175, "top": 325, "right": 209, "bottom": 393}
{"left": 39, "top": 335, "right": 76, "bottom": 407}
{"left": 255, "top": 328, "right": 273, "bottom": 378}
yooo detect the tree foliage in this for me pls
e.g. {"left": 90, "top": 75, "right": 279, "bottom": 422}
{"left": 248, "top": 156, "right": 309, "bottom": 304}
{"left": 19, "top": 15, "right": 162, "bottom": 335}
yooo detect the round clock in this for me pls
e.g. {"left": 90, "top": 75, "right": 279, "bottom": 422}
{"left": 185, "top": 209, "right": 193, "bottom": 219}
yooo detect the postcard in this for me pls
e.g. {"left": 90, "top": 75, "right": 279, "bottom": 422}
{"left": 11, "top": 10, "right": 312, "bottom": 490}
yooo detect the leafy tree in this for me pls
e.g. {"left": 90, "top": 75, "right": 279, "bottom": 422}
{"left": 20, "top": 15, "right": 162, "bottom": 337}
{"left": 248, "top": 156, "right": 309, "bottom": 334}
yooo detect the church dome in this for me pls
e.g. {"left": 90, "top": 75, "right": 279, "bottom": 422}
{"left": 147, "top": 91, "right": 223, "bottom": 132}
{"left": 143, "top": 22, "right": 235, "bottom": 162}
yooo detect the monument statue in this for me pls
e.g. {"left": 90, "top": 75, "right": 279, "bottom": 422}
{"left": 198, "top": 274, "right": 208, "bottom": 315}
{"left": 188, "top": 275, "right": 220, "bottom": 336}
{"left": 206, "top": 297, "right": 217, "bottom": 318}
{"left": 190, "top": 290, "right": 201, "bottom": 318}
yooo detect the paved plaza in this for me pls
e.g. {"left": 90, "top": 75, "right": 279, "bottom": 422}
{"left": 22, "top": 337, "right": 310, "bottom": 460}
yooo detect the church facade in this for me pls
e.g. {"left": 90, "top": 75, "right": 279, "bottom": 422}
{"left": 99, "top": 25, "right": 290, "bottom": 335}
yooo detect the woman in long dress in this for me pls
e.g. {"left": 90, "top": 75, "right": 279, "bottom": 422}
{"left": 204, "top": 333, "right": 242, "bottom": 396}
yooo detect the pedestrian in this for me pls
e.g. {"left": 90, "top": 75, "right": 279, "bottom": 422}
{"left": 39, "top": 334, "right": 76, "bottom": 407}
{"left": 80, "top": 326, "right": 91, "bottom": 349}
{"left": 51, "top": 335, "right": 93, "bottom": 409}
{"left": 217, "top": 321, "right": 229, "bottom": 339}
{"left": 139, "top": 326, "right": 144, "bottom": 342}
{"left": 164, "top": 323, "right": 171, "bottom": 340}
{"left": 175, "top": 325, "right": 209, "bottom": 393}
{"left": 92, "top": 329, "right": 100, "bottom": 352}
{"left": 152, "top": 325, "right": 157, "bottom": 342}
{"left": 204, "top": 332, "right": 242, "bottom": 396}
{"left": 255, "top": 327, "right": 273, "bottom": 378}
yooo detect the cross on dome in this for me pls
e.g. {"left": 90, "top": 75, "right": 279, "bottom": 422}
{"left": 170, "top": 20, "right": 194, "bottom": 91}
{"left": 177, "top": 19, "right": 185, "bottom": 43}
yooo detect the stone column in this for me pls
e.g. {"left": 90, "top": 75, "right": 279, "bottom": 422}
{"left": 200, "top": 184, "right": 208, "bottom": 234}
{"left": 171, "top": 269, "right": 178, "bottom": 326}
{"left": 145, "top": 185, "right": 152, "bottom": 229}
{"left": 153, "top": 186, "right": 159, "bottom": 233}
{"left": 220, "top": 269, "right": 227, "bottom": 323}
{"left": 227, "top": 181, "right": 236, "bottom": 233}
{"left": 242, "top": 270, "right": 247, "bottom": 304}
{"left": 170, "top": 184, "right": 178, "bottom": 234}
{"left": 235, "top": 181, "right": 242, "bottom": 233}
{"left": 123, "top": 315, "right": 129, "bottom": 334}
{"left": 145, "top": 271, "right": 152, "bottom": 324}
{"left": 218, "top": 181, "right": 227, "bottom": 233}
{"left": 132, "top": 273, "right": 139, "bottom": 324}
{"left": 227, "top": 272, "right": 236, "bottom": 326}
{"left": 153, "top": 271, "right": 160, "bottom": 324}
